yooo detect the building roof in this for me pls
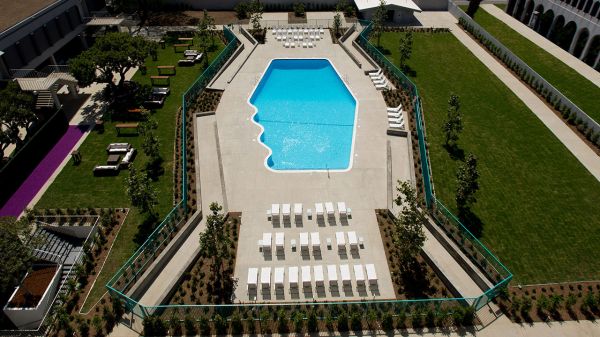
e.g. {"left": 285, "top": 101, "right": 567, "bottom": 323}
{"left": 0, "top": 0, "right": 60, "bottom": 34}
{"left": 354, "top": 0, "right": 422, "bottom": 12}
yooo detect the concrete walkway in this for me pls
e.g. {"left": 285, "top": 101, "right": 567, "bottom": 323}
{"left": 481, "top": 4, "right": 600, "bottom": 88}
{"left": 210, "top": 28, "right": 255, "bottom": 90}
{"left": 415, "top": 12, "right": 600, "bottom": 182}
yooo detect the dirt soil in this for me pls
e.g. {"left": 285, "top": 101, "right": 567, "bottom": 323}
{"left": 8, "top": 265, "right": 59, "bottom": 308}
{"left": 375, "top": 210, "right": 452, "bottom": 299}
{"left": 288, "top": 12, "right": 307, "bottom": 23}
{"left": 184, "top": 11, "right": 248, "bottom": 25}
{"left": 169, "top": 212, "right": 241, "bottom": 305}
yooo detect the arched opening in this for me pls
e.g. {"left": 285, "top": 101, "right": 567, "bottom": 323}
{"left": 565, "top": 0, "right": 573, "bottom": 5}
{"left": 507, "top": 0, "right": 517, "bottom": 14}
{"left": 548, "top": 15, "right": 565, "bottom": 42}
{"left": 556, "top": 21, "right": 577, "bottom": 50}
{"left": 539, "top": 10, "right": 555, "bottom": 36}
{"left": 514, "top": 0, "right": 526, "bottom": 19}
{"left": 591, "top": 1, "right": 600, "bottom": 16}
{"left": 583, "top": 35, "right": 600, "bottom": 67}
{"left": 584, "top": 0, "right": 593, "bottom": 12}
{"left": 523, "top": 0, "right": 535, "bottom": 24}
{"left": 574, "top": 29, "right": 590, "bottom": 57}
{"left": 578, "top": 0, "right": 586, "bottom": 10}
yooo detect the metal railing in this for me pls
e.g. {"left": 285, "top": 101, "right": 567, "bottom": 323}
{"left": 103, "top": 21, "right": 513, "bottom": 324}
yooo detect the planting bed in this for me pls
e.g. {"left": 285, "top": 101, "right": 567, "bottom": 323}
{"left": 376, "top": 210, "right": 452, "bottom": 299}
{"left": 8, "top": 265, "right": 59, "bottom": 308}
{"left": 168, "top": 212, "right": 241, "bottom": 305}
{"left": 498, "top": 282, "right": 600, "bottom": 323}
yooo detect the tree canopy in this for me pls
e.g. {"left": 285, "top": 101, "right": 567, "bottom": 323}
{"left": 442, "top": 93, "right": 463, "bottom": 146}
{"left": 0, "top": 216, "right": 36, "bottom": 298}
{"left": 398, "top": 31, "right": 413, "bottom": 69}
{"left": 126, "top": 166, "right": 158, "bottom": 214}
{"left": 0, "top": 82, "right": 36, "bottom": 158}
{"left": 373, "top": 0, "right": 387, "bottom": 46}
{"left": 69, "top": 32, "right": 155, "bottom": 90}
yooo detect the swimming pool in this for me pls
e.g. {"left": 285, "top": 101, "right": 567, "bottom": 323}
{"left": 249, "top": 59, "right": 357, "bottom": 171}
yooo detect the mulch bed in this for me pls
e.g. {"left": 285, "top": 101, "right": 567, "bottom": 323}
{"left": 375, "top": 210, "right": 452, "bottom": 299}
{"left": 288, "top": 12, "right": 307, "bottom": 24}
{"left": 8, "top": 265, "right": 59, "bottom": 308}
{"left": 185, "top": 11, "right": 248, "bottom": 25}
{"left": 497, "top": 282, "right": 600, "bottom": 323}
{"left": 168, "top": 212, "right": 241, "bottom": 305}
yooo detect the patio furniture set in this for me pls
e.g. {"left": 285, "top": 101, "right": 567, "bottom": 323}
{"left": 178, "top": 50, "right": 204, "bottom": 66}
{"left": 268, "top": 201, "right": 351, "bottom": 224}
{"left": 272, "top": 26, "right": 324, "bottom": 48}
{"left": 93, "top": 143, "right": 136, "bottom": 176}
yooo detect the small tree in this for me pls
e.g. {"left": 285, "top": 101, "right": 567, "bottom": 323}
{"left": 0, "top": 216, "right": 37, "bottom": 296}
{"left": 69, "top": 32, "right": 154, "bottom": 92}
{"left": 198, "top": 10, "right": 216, "bottom": 67}
{"left": 333, "top": 12, "right": 342, "bottom": 37}
{"left": 442, "top": 93, "right": 463, "bottom": 146}
{"left": 293, "top": 2, "right": 306, "bottom": 17}
{"left": 198, "top": 202, "right": 231, "bottom": 294}
{"left": 393, "top": 181, "right": 427, "bottom": 271}
{"left": 455, "top": 153, "right": 479, "bottom": 212}
{"left": 78, "top": 320, "right": 90, "bottom": 337}
{"left": 398, "top": 31, "right": 413, "bottom": 69}
{"left": 248, "top": 0, "right": 264, "bottom": 31}
{"left": 126, "top": 166, "right": 158, "bottom": 215}
{"left": 373, "top": 0, "right": 387, "bottom": 46}
{"left": 307, "top": 310, "right": 318, "bottom": 333}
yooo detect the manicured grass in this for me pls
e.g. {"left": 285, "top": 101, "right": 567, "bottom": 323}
{"left": 36, "top": 36, "right": 225, "bottom": 311}
{"left": 469, "top": 7, "right": 600, "bottom": 122}
{"left": 377, "top": 31, "right": 600, "bottom": 284}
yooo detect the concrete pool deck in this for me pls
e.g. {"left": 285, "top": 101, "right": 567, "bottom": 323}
{"left": 208, "top": 30, "right": 413, "bottom": 302}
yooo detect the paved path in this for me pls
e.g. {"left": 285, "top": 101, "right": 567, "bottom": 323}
{"left": 414, "top": 11, "right": 600, "bottom": 182}
{"left": 210, "top": 28, "right": 255, "bottom": 90}
{"left": 481, "top": 4, "right": 600, "bottom": 88}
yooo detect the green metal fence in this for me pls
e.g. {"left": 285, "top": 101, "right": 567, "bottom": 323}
{"left": 356, "top": 20, "right": 512, "bottom": 309}
{"left": 106, "top": 26, "right": 240, "bottom": 309}
{"left": 106, "top": 23, "right": 512, "bottom": 323}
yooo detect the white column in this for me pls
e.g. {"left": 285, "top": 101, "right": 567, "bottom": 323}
{"left": 580, "top": 34, "right": 594, "bottom": 60}
{"left": 546, "top": 16, "right": 559, "bottom": 38}
{"left": 594, "top": 52, "right": 600, "bottom": 69}
{"left": 569, "top": 29, "right": 582, "bottom": 53}
{"left": 520, "top": 0, "right": 531, "bottom": 22}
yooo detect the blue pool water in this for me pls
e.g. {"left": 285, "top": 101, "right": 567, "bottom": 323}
{"left": 250, "top": 59, "right": 357, "bottom": 171}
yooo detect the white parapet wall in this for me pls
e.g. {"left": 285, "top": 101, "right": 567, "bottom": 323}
{"left": 3, "top": 265, "right": 62, "bottom": 330}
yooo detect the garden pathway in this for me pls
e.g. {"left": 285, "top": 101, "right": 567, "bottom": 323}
{"left": 481, "top": 4, "right": 600, "bottom": 88}
{"left": 414, "top": 11, "right": 600, "bottom": 182}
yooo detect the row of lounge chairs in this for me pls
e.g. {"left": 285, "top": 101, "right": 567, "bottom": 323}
{"left": 370, "top": 69, "right": 389, "bottom": 90}
{"left": 268, "top": 202, "right": 351, "bottom": 223}
{"left": 272, "top": 26, "right": 325, "bottom": 36}
{"left": 387, "top": 104, "right": 405, "bottom": 129}
{"left": 247, "top": 264, "right": 378, "bottom": 291}
{"left": 259, "top": 231, "right": 363, "bottom": 253}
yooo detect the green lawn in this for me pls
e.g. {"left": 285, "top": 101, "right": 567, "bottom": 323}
{"left": 469, "top": 7, "right": 600, "bottom": 122}
{"left": 377, "top": 31, "right": 600, "bottom": 284}
{"left": 36, "top": 36, "right": 226, "bottom": 311}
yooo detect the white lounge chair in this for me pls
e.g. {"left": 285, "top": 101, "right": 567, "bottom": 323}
{"left": 284, "top": 41, "right": 290, "bottom": 48}
{"left": 310, "top": 232, "right": 321, "bottom": 250}
{"left": 275, "top": 232, "right": 284, "bottom": 251}
{"left": 247, "top": 267, "right": 258, "bottom": 290}
{"left": 337, "top": 202, "right": 347, "bottom": 218}
{"left": 308, "top": 40, "right": 314, "bottom": 48}
{"left": 348, "top": 231, "right": 358, "bottom": 250}
{"left": 336, "top": 231, "right": 346, "bottom": 250}
{"left": 388, "top": 110, "right": 403, "bottom": 118}
{"left": 366, "top": 264, "right": 378, "bottom": 285}
{"left": 282, "top": 203, "right": 291, "bottom": 219}
{"left": 262, "top": 233, "right": 272, "bottom": 251}
{"left": 271, "top": 204, "right": 280, "bottom": 220}
{"left": 274, "top": 267, "right": 285, "bottom": 288}
{"left": 314, "top": 265, "right": 324, "bottom": 286}
{"left": 375, "top": 80, "right": 389, "bottom": 90}
{"left": 387, "top": 104, "right": 402, "bottom": 112}
{"left": 325, "top": 202, "right": 334, "bottom": 218}
{"left": 389, "top": 121, "right": 405, "bottom": 129}
{"left": 294, "top": 203, "right": 302, "bottom": 220}
{"left": 354, "top": 264, "right": 365, "bottom": 284}
{"left": 261, "top": 267, "right": 271, "bottom": 289}
{"left": 291, "top": 42, "right": 296, "bottom": 48}
{"left": 327, "top": 265, "right": 338, "bottom": 285}
{"left": 340, "top": 264, "right": 351, "bottom": 285}
{"left": 369, "top": 69, "right": 382, "bottom": 78}
{"left": 300, "top": 232, "right": 309, "bottom": 250}
{"left": 301, "top": 265, "right": 311, "bottom": 287}
{"left": 315, "top": 203, "right": 324, "bottom": 218}
{"left": 373, "top": 77, "right": 386, "bottom": 84}
{"left": 289, "top": 266, "right": 298, "bottom": 288}
{"left": 389, "top": 117, "right": 403, "bottom": 123}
